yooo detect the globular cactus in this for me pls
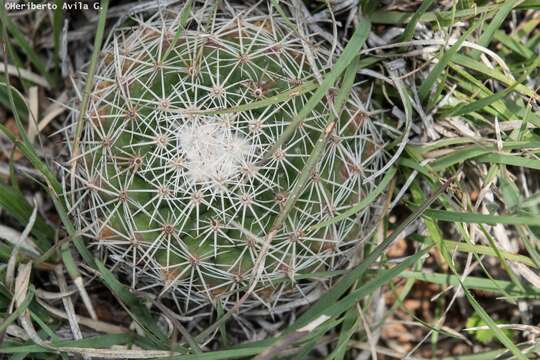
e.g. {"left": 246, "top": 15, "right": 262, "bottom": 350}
{"left": 66, "top": 4, "right": 391, "bottom": 310}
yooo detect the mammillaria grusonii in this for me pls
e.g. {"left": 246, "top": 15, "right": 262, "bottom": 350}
{"left": 65, "top": 4, "right": 394, "bottom": 311}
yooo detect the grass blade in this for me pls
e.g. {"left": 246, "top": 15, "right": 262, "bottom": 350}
{"left": 419, "top": 22, "right": 480, "bottom": 101}
{"left": 95, "top": 261, "right": 168, "bottom": 347}
{"left": 0, "top": 5, "right": 55, "bottom": 86}
{"left": 401, "top": 0, "right": 434, "bottom": 42}
{"left": 70, "top": 0, "right": 110, "bottom": 168}
{"left": 424, "top": 209, "right": 540, "bottom": 226}
{"left": 312, "top": 166, "right": 397, "bottom": 230}
{"left": 475, "top": 0, "right": 521, "bottom": 53}
{"left": 461, "top": 287, "right": 527, "bottom": 360}
{"left": 400, "top": 271, "right": 540, "bottom": 298}
{"left": 265, "top": 18, "right": 371, "bottom": 159}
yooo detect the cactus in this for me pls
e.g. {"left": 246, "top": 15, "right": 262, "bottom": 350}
{"left": 66, "top": 4, "right": 391, "bottom": 310}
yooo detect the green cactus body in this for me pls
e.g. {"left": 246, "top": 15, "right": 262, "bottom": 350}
{"left": 68, "top": 5, "right": 390, "bottom": 309}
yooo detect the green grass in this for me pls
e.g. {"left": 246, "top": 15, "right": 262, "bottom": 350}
{"left": 0, "top": 0, "right": 539, "bottom": 358}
